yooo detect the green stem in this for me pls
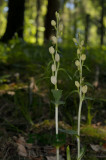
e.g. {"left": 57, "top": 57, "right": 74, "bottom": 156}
{"left": 77, "top": 53, "right": 83, "bottom": 160}
{"left": 55, "top": 104, "right": 59, "bottom": 135}
{"left": 77, "top": 98, "right": 83, "bottom": 159}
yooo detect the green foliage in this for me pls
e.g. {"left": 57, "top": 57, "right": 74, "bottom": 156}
{"left": 51, "top": 89, "right": 64, "bottom": 105}
{"left": 66, "top": 146, "right": 71, "bottom": 160}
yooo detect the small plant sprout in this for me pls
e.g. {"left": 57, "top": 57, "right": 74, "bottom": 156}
{"left": 49, "top": 12, "right": 64, "bottom": 160}
{"left": 73, "top": 35, "right": 88, "bottom": 160}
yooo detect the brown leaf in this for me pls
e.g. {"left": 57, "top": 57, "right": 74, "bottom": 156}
{"left": 17, "top": 143, "right": 27, "bottom": 157}
{"left": 16, "top": 136, "right": 26, "bottom": 146}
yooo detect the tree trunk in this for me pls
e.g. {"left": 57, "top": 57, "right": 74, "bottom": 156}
{"left": 35, "top": 0, "right": 41, "bottom": 43}
{"left": 44, "top": 0, "right": 60, "bottom": 41}
{"left": 100, "top": 0, "right": 105, "bottom": 45}
{"left": 1, "top": 0, "right": 25, "bottom": 42}
{"left": 73, "top": 0, "right": 77, "bottom": 37}
{"left": 85, "top": 14, "right": 90, "bottom": 45}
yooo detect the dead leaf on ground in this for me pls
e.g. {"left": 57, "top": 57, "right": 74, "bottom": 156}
{"left": 17, "top": 143, "right": 27, "bottom": 157}
{"left": 90, "top": 144, "right": 106, "bottom": 152}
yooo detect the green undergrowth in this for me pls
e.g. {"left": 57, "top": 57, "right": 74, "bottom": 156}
{"left": 81, "top": 125, "right": 106, "bottom": 140}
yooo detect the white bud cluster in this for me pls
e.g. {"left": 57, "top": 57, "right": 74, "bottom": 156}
{"left": 49, "top": 46, "right": 55, "bottom": 54}
{"left": 75, "top": 60, "right": 80, "bottom": 67}
{"left": 81, "top": 85, "right": 88, "bottom": 94}
{"left": 51, "top": 76, "right": 57, "bottom": 85}
{"left": 55, "top": 11, "right": 59, "bottom": 19}
{"left": 49, "top": 12, "right": 62, "bottom": 86}
{"left": 81, "top": 54, "right": 86, "bottom": 61}
{"left": 51, "top": 64, "right": 56, "bottom": 72}
{"left": 51, "top": 20, "right": 56, "bottom": 26}
{"left": 51, "top": 36, "right": 57, "bottom": 44}
{"left": 73, "top": 38, "right": 77, "bottom": 43}
{"left": 75, "top": 81, "right": 80, "bottom": 88}
{"left": 77, "top": 49, "right": 81, "bottom": 55}
{"left": 59, "top": 23, "right": 63, "bottom": 31}
{"left": 55, "top": 53, "right": 60, "bottom": 62}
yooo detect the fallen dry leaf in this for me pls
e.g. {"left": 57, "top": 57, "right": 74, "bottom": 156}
{"left": 16, "top": 136, "right": 26, "bottom": 145}
{"left": 90, "top": 144, "right": 106, "bottom": 152}
{"left": 17, "top": 143, "right": 27, "bottom": 157}
{"left": 90, "top": 144, "right": 100, "bottom": 152}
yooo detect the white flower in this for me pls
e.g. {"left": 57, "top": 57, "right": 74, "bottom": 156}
{"left": 51, "top": 64, "right": 56, "bottom": 72}
{"left": 75, "top": 81, "right": 80, "bottom": 88}
{"left": 81, "top": 40, "right": 84, "bottom": 46}
{"left": 51, "top": 76, "right": 57, "bottom": 85}
{"left": 59, "top": 23, "right": 63, "bottom": 31}
{"left": 55, "top": 11, "right": 59, "bottom": 19}
{"left": 49, "top": 46, "right": 55, "bottom": 54}
{"left": 81, "top": 85, "right": 88, "bottom": 94}
{"left": 75, "top": 60, "right": 80, "bottom": 66}
{"left": 81, "top": 54, "right": 86, "bottom": 61}
{"left": 51, "top": 20, "right": 56, "bottom": 26}
{"left": 51, "top": 36, "right": 57, "bottom": 44}
{"left": 55, "top": 53, "right": 60, "bottom": 62}
{"left": 77, "top": 49, "right": 81, "bottom": 54}
{"left": 73, "top": 38, "right": 77, "bottom": 43}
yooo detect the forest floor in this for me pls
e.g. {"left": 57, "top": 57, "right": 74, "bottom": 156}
{"left": 0, "top": 42, "right": 106, "bottom": 160}
{"left": 0, "top": 78, "right": 106, "bottom": 160}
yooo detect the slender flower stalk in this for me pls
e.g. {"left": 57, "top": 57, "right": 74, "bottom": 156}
{"left": 49, "top": 12, "right": 63, "bottom": 160}
{"left": 73, "top": 35, "right": 88, "bottom": 160}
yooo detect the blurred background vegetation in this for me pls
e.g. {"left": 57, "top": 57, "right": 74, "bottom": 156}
{"left": 0, "top": 0, "right": 106, "bottom": 45}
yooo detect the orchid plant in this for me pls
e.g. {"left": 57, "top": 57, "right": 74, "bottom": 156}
{"left": 73, "top": 34, "right": 88, "bottom": 160}
{"left": 49, "top": 12, "right": 63, "bottom": 160}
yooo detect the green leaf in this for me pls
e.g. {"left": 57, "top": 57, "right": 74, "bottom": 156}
{"left": 84, "top": 82, "right": 94, "bottom": 88}
{"left": 85, "top": 97, "right": 94, "bottom": 100}
{"left": 59, "top": 128, "right": 78, "bottom": 136}
{"left": 78, "top": 147, "right": 86, "bottom": 160}
{"left": 51, "top": 100, "right": 65, "bottom": 105}
{"left": 66, "top": 146, "right": 71, "bottom": 160}
{"left": 51, "top": 89, "right": 62, "bottom": 103}
{"left": 65, "top": 90, "right": 79, "bottom": 99}
{"left": 83, "top": 65, "right": 91, "bottom": 72}
{"left": 73, "top": 70, "right": 79, "bottom": 78}
{"left": 59, "top": 68, "right": 72, "bottom": 80}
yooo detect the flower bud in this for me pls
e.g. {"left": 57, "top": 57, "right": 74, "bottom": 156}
{"left": 59, "top": 23, "right": 63, "bottom": 31}
{"left": 51, "top": 64, "right": 56, "bottom": 72}
{"left": 51, "top": 76, "right": 57, "bottom": 85}
{"left": 77, "top": 49, "right": 81, "bottom": 54}
{"left": 51, "top": 36, "right": 57, "bottom": 44}
{"left": 75, "top": 81, "right": 80, "bottom": 88}
{"left": 55, "top": 53, "right": 60, "bottom": 62}
{"left": 51, "top": 20, "right": 56, "bottom": 26}
{"left": 81, "top": 54, "right": 86, "bottom": 61}
{"left": 73, "top": 38, "right": 77, "bottom": 43}
{"left": 81, "top": 40, "right": 84, "bottom": 46}
{"left": 49, "top": 46, "right": 55, "bottom": 54}
{"left": 55, "top": 11, "right": 59, "bottom": 19}
{"left": 75, "top": 60, "right": 80, "bottom": 67}
{"left": 81, "top": 85, "right": 88, "bottom": 94}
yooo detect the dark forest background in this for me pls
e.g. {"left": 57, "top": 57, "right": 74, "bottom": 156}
{"left": 0, "top": 0, "right": 106, "bottom": 45}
